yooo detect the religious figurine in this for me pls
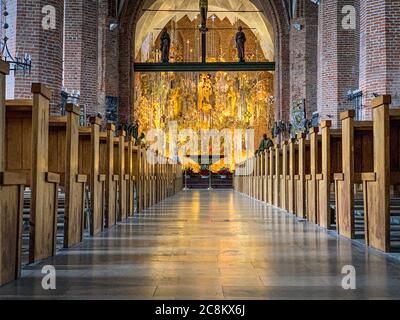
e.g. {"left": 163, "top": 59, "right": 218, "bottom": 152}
{"left": 227, "top": 84, "right": 237, "bottom": 117}
{"left": 235, "top": 26, "right": 246, "bottom": 63}
{"left": 199, "top": 0, "right": 208, "bottom": 32}
{"left": 160, "top": 28, "right": 171, "bottom": 63}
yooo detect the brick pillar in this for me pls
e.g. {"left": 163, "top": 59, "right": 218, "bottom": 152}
{"left": 64, "top": 0, "right": 99, "bottom": 115}
{"left": 359, "top": 0, "right": 400, "bottom": 118}
{"left": 6, "top": 0, "right": 64, "bottom": 113}
{"left": 317, "top": 0, "right": 360, "bottom": 127}
{"left": 290, "top": 1, "right": 319, "bottom": 118}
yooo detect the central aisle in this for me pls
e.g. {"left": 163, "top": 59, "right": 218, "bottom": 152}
{"left": 1, "top": 190, "right": 400, "bottom": 299}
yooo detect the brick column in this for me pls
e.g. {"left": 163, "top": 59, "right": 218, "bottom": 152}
{"left": 64, "top": 0, "right": 99, "bottom": 115}
{"left": 6, "top": 0, "right": 64, "bottom": 113}
{"left": 317, "top": 0, "right": 360, "bottom": 127}
{"left": 290, "top": 1, "right": 319, "bottom": 118}
{"left": 359, "top": 0, "right": 400, "bottom": 118}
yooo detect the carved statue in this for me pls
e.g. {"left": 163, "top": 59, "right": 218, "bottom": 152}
{"left": 227, "top": 84, "right": 237, "bottom": 117}
{"left": 160, "top": 28, "right": 171, "bottom": 63}
{"left": 235, "top": 26, "right": 246, "bottom": 63}
{"left": 198, "top": 74, "right": 213, "bottom": 114}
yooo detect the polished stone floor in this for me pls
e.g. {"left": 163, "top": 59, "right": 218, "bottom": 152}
{"left": 1, "top": 190, "right": 400, "bottom": 300}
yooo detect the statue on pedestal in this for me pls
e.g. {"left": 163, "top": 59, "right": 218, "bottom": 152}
{"left": 235, "top": 26, "right": 246, "bottom": 63}
{"left": 160, "top": 28, "right": 171, "bottom": 63}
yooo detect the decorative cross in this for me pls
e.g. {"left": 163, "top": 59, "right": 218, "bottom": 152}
{"left": 199, "top": 0, "right": 208, "bottom": 63}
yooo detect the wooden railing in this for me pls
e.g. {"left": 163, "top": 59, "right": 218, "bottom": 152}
{"left": 234, "top": 96, "right": 400, "bottom": 253}
{"left": 0, "top": 60, "right": 183, "bottom": 286}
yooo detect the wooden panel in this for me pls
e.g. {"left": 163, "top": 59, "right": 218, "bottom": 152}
{"left": 0, "top": 63, "right": 25, "bottom": 286}
{"left": 363, "top": 98, "right": 391, "bottom": 252}
{"left": 308, "top": 128, "right": 319, "bottom": 224}
{"left": 336, "top": 111, "right": 373, "bottom": 239}
{"left": 296, "top": 134, "right": 306, "bottom": 218}
{"left": 29, "top": 87, "right": 59, "bottom": 263}
{"left": 287, "top": 140, "right": 296, "bottom": 214}
{"left": 127, "top": 138, "right": 135, "bottom": 216}
{"left": 118, "top": 132, "right": 127, "bottom": 221}
{"left": 273, "top": 146, "right": 281, "bottom": 207}
{"left": 318, "top": 121, "right": 333, "bottom": 229}
{"left": 78, "top": 133, "right": 91, "bottom": 176}
{"left": 0, "top": 185, "right": 24, "bottom": 286}
{"left": 268, "top": 148, "right": 274, "bottom": 204}
{"left": 64, "top": 106, "right": 86, "bottom": 248}
{"left": 89, "top": 118, "right": 104, "bottom": 236}
{"left": 105, "top": 125, "right": 117, "bottom": 228}
{"left": 280, "top": 142, "right": 288, "bottom": 210}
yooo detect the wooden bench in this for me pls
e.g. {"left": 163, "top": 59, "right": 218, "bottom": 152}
{"left": 287, "top": 139, "right": 298, "bottom": 214}
{"left": 78, "top": 118, "right": 106, "bottom": 236}
{"left": 126, "top": 138, "right": 138, "bottom": 216}
{"left": 306, "top": 128, "right": 322, "bottom": 224}
{"left": 100, "top": 124, "right": 118, "bottom": 228}
{"left": 280, "top": 141, "right": 289, "bottom": 211}
{"left": 334, "top": 110, "right": 373, "bottom": 239}
{"left": 295, "top": 133, "right": 310, "bottom": 218}
{"left": 317, "top": 121, "right": 342, "bottom": 229}
{"left": 6, "top": 84, "right": 61, "bottom": 264}
{"left": 116, "top": 131, "right": 129, "bottom": 221}
{"left": 262, "top": 150, "right": 268, "bottom": 203}
{"left": 48, "top": 104, "right": 88, "bottom": 248}
{"left": 0, "top": 61, "right": 25, "bottom": 286}
{"left": 259, "top": 151, "right": 265, "bottom": 202}
{"left": 267, "top": 148, "right": 274, "bottom": 204}
{"left": 362, "top": 96, "right": 400, "bottom": 252}
{"left": 273, "top": 145, "right": 281, "bottom": 207}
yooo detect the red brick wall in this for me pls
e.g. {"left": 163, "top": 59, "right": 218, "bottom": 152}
{"left": 317, "top": 0, "right": 360, "bottom": 127}
{"left": 360, "top": 0, "right": 400, "bottom": 118}
{"left": 6, "top": 0, "right": 64, "bottom": 113}
{"left": 290, "top": 1, "right": 319, "bottom": 119}
{"left": 64, "top": 0, "right": 100, "bottom": 115}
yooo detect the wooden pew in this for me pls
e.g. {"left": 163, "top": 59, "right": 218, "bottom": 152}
{"left": 176, "top": 163, "right": 183, "bottom": 193}
{"left": 287, "top": 139, "right": 298, "bottom": 214}
{"left": 32, "top": 85, "right": 61, "bottom": 263}
{"left": 126, "top": 138, "right": 138, "bottom": 216}
{"left": 118, "top": 131, "right": 128, "bottom": 220}
{"left": 102, "top": 124, "right": 118, "bottom": 228}
{"left": 78, "top": 118, "right": 106, "bottom": 236}
{"left": 317, "top": 121, "right": 342, "bottom": 229}
{"left": 362, "top": 95, "right": 400, "bottom": 252}
{"left": 149, "top": 152, "right": 156, "bottom": 206}
{"left": 295, "top": 133, "right": 309, "bottom": 218}
{"left": 259, "top": 152, "right": 265, "bottom": 202}
{"left": 267, "top": 148, "right": 274, "bottom": 204}
{"left": 48, "top": 104, "right": 88, "bottom": 248}
{"left": 0, "top": 61, "right": 25, "bottom": 286}
{"left": 306, "top": 128, "right": 322, "bottom": 224}
{"left": 280, "top": 142, "right": 289, "bottom": 211}
{"left": 263, "top": 150, "right": 268, "bottom": 202}
{"left": 273, "top": 145, "right": 281, "bottom": 207}
{"left": 334, "top": 110, "right": 373, "bottom": 239}
{"left": 6, "top": 85, "right": 61, "bottom": 264}
{"left": 137, "top": 147, "right": 145, "bottom": 212}
{"left": 5, "top": 97, "right": 88, "bottom": 250}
